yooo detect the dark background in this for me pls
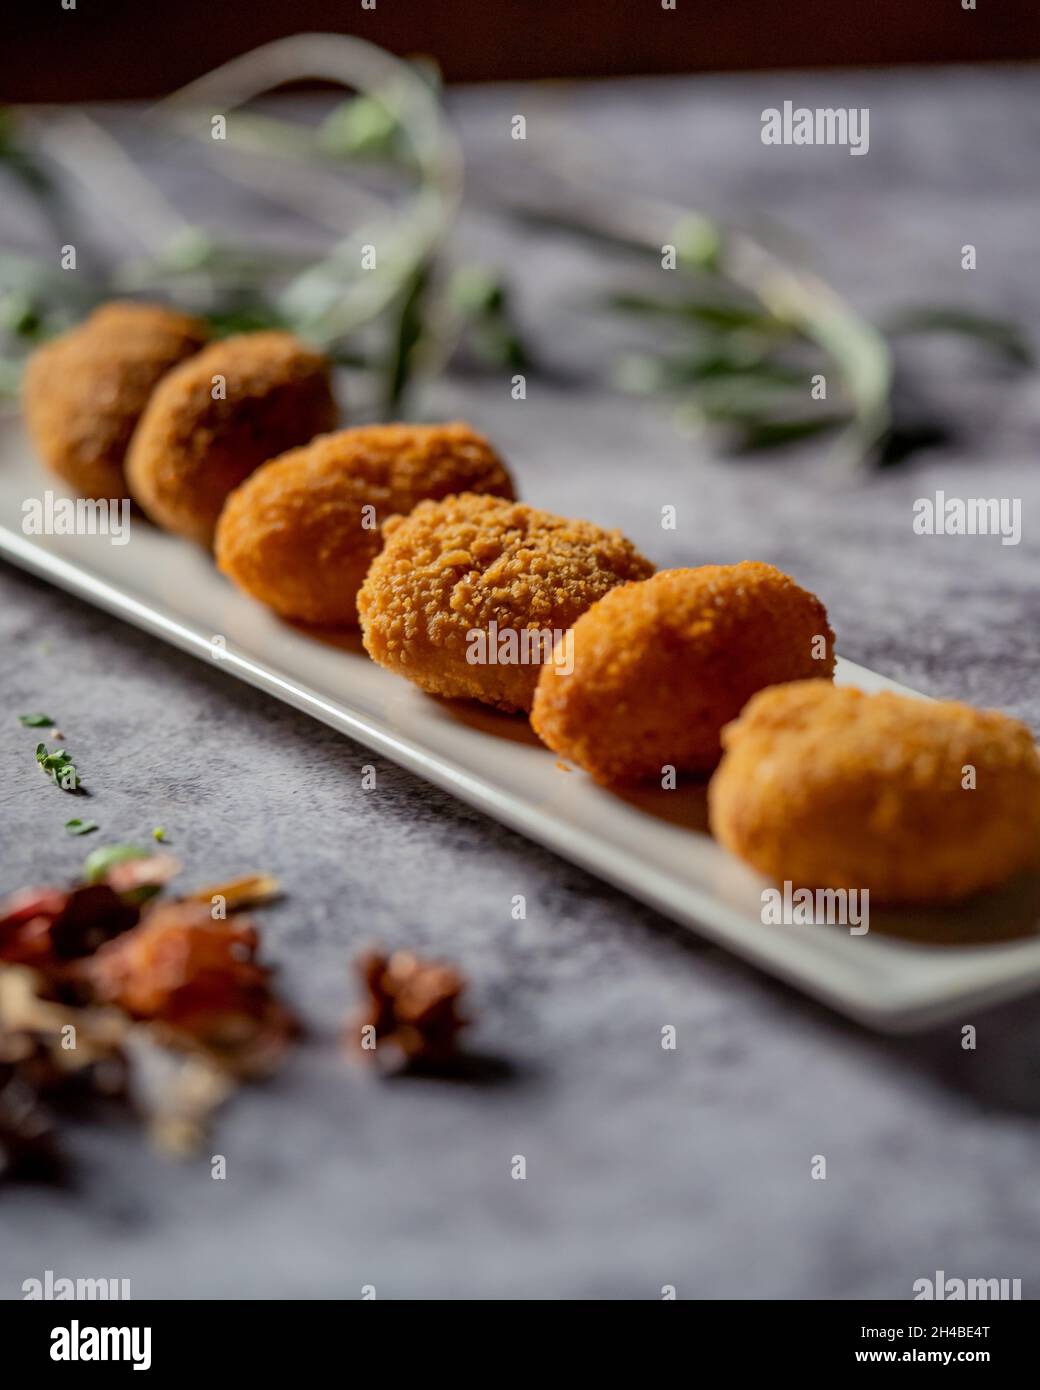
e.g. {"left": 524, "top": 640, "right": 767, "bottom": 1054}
{"left": 4, "top": 0, "right": 1035, "bottom": 101}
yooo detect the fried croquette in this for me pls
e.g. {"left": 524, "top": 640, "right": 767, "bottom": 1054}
{"left": 708, "top": 680, "right": 1040, "bottom": 904}
{"left": 357, "top": 494, "right": 654, "bottom": 712}
{"left": 530, "top": 563, "right": 835, "bottom": 783}
{"left": 214, "top": 423, "right": 515, "bottom": 627}
{"left": 126, "top": 331, "right": 337, "bottom": 546}
{"left": 22, "top": 300, "right": 208, "bottom": 498}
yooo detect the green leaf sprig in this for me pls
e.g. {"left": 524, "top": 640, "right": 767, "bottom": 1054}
{"left": 1, "top": 40, "right": 1032, "bottom": 462}
{"left": 35, "top": 742, "right": 80, "bottom": 792}
{"left": 65, "top": 818, "right": 99, "bottom": 836}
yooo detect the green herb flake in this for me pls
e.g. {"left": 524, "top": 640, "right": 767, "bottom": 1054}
{"left": 152, "top": 826, "right": 166, "bottom": 842}
{"left": 18, "top": 713, "right": 54, "bottom": 727}
{"left": 65, "top": 818, "right": 98, "bottom": 836}
{"left": 83, "top": 843, "right": 150, "bottom": 885}
{"left": 34, "top": 741, "right": 80, "bottom": 790}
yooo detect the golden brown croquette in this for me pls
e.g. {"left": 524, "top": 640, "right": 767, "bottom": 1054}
{"left": 530, "top": 563, "right": 835, "bottom": 783}
{"left": 22, "top": 300, "right": 208, "bottom": 498}
{"left": 708, "top": 680, "right": 1040, "bottom": 904}
{"left": 214, "top": 423, "right": 515, "bottom": 626}
{"left": 125, "top": 331, "right": 337, "bottom": 546}
{"left": 358, "top": 494, "right": 655, "bottom": 712}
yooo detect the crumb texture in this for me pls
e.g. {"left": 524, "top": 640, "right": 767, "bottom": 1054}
{"left": 531, "top": 562, "right": 835, "bottom": 782}
{"left": 22, "top": 300, "right": 208, "bottom": 498}
{"left": 708, "top": 680, "right": 1040, "bottom": 903}
{"left": 126, "top": 331, "right": 337, "bottom": 546}
{"left": 215, "top": 423, "right": 514, "bottom": 626}
{"left": 358, "top": 493, "right": 654, "bottom": 711}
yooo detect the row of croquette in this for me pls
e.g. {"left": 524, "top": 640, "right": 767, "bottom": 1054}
{"left": 23, "top": 303, "right": 1040, "bottom": 907}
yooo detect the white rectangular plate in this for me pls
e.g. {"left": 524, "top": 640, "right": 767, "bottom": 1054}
{"left": 2, "top": 415, "right": 1038, "bottom": 1032}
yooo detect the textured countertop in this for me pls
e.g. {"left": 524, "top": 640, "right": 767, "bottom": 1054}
{"left": 2, "top": 65, "right": 1039, "bottom": 1300}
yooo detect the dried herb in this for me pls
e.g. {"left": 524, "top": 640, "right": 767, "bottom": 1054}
{"left": 351, "top": 948, "right": 467, "bottom": 1070}
{"left": 34, "top": 742, "right": 80, "bottom": 791}
{"left": 82, "top": 843, "right": 150, "bottom": 884}
{"left": 0, "top": 965, "right": 129, "bottom": 1080}
{"left": 121, "top": 1028, "right": 233, "bottom": 1156}
{"left": 0, "top": 1061, "right": 61, "bottom": 1181}
{"left": 64, "top": 818, "right": 98, "bottom": 836}
{"left": 102, "top": 853, "right": 180, "bottom": 903}
{"left": 49, "top": 885, "right": 140, "bottom": 961}
{"left": 0, "top": 851, "right": 294, "bottom": 1179}
{"left": 89, "top": 900, "right": 295, "bottom": 1072}
{"left": 0, "top": 884, "right": 138, "bottom": 996}
{"left": 82, "top": 844, "right": 180, "bottom": 903}
{"left": 185, "top": 873, "right": 280, "bottom": 911}
{"left": 0, "top": 965, "right": 130, "bottom": 1180}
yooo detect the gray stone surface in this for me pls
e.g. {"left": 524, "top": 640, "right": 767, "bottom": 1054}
{"left": 1, "top": 67, "right": 1039, "bottom": 1300}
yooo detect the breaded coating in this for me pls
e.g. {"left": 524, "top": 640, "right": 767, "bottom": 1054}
{"left": 22, "top": 300, "right": 208, "bottom": 498}
{"left": 126, "top": 331, "right": 337, "bottom": 546}
{"left": 531, "top": 563, "right": 835, "bottom": 783}
{"left": 215, "top": 423, "right": 514, "bottom": 626}
{"left": 708, "top": 680, "right": 1040, "bottom": 904}
{"left": 358, "top": 494, "right": 654, "bottom": 712}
